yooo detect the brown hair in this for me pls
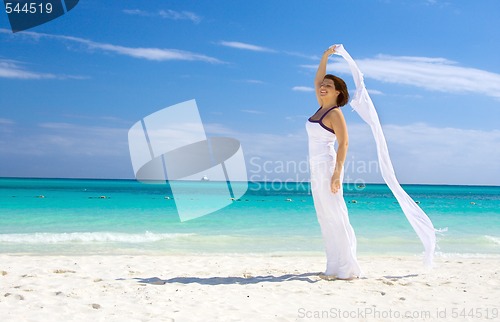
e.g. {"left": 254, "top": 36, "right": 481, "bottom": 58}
{"left": 324, "top": 74, "right": 349, "bottom": 107}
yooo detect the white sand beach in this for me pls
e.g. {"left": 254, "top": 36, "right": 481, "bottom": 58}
{"left": 1, "top": 254, "right": 499, "bottom": 321}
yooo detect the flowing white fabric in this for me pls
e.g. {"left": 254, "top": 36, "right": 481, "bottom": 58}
{"left": 333, "top": 44, "right": 437, "bottom": 266}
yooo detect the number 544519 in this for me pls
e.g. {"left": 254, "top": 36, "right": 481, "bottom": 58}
{"left": 5, "top": 2, "right": 54, "bottom": 14}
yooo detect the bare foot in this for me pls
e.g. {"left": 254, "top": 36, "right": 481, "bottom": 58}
{"left": 318, "top": 273, "right": 337, "bottom": 281}
{"left": 336, "top": 276, "right": 358, "bottom": 281}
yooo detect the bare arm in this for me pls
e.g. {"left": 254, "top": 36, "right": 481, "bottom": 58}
{"left": 314, "top": 46, "right": 336, "bottom": 106}
{"left": 324, "top": 109, "right": 348, "bottom": 193}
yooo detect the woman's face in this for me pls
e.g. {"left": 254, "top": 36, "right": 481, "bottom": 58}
{"left": 319, "top": 78, "right": 339, "bottom": 100}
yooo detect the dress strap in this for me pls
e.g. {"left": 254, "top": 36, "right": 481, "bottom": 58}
{"left": 319, "top": 106, "right": 339, "bottom": 121}
{"left": 308, "top": 106, "right": 338, "bottom": 122}
{"left": 308, "top": 106, "right": 339, "bottom": 135}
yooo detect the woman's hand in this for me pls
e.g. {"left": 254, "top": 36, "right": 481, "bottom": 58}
{"left": 330, "top": 173, "right": 341, "bottom": 194}
{"left": 324, "top": 45, "right": 337, "bottom": 56}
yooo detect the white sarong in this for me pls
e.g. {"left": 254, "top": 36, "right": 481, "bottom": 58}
{"left": 334, "top": 45, "right": 437, "bottom": 266}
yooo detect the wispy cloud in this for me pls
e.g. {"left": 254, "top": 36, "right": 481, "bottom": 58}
{"left": 0, "top": 118, "right": 15, "bottom": 125}
{"left": 82, "top": 40, "right": 221, "bottom": 62}
{"left": 0, "top": 28, "right": 222, "bottom": 63}
{"left": 292, "top": 86, "right": 314, "bottom": 92}
{"left": 424, "top": 0, "right": 452, "bottom": 8}
{"left": 1, "top": 118, "right": 498, "bottom": 184}
{"left": 0, "top": 118, "right": 15, "bottom": 133}
{"left": 367, "top": 89, "right": 384, "bottom": 95}
{"left": 285, "top": 115, "right": 310, "bottom": 122}
{"left": 334, "top": 122, "right": 500, "bottom": 185}
{"left": 0, "top": 121, "right": 131, "bottom": 178}
{"left": 0, "top": 59, "right": 54, "bottom": 79}
{"left": 0, "top": 58, "right": 86, "bottom": 80}
{"left": 284, "top": 51, "right": 320, "bottom": 60}
{"left": 0, "top": 122, "right": 128, "bottom": 157}
{"left": 123, "top": 9, "right": 145, "bottom": 16}
{"left": 205, "top": 121, "right": 500, "bottom": 185}
{"left": 159, "top": 9, "right": 201, "bottom": 23}
{"left": 62, "top": 113, "right": 132, "bottom": 126}
{"left": 380, "top": 123, "right": 500, "bottom": 184}
{"left": 218, "top": 41, "right": 277, "bottom": 53}
{"left": 235, "top": 79, "right": 265, "bottom": 84}
{"left": 218, "top": 42, "right": 321, "bottom": 62}
{"left": 241, "top": 109, "right": 265, "bottom": 115}
{"left": 0, "top": 118, "right": 16, "bottom": 134}
{"left": 303, "top": 54, "right": 500, "bottom": 99}
{"left": 123, "top": 9, "right": 201, "bottom": 24}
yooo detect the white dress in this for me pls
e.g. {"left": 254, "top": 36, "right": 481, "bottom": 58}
{"left": 306, "top": 106, "right": 361, "bottom": 278}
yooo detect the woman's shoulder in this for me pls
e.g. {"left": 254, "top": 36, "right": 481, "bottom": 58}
{"left": 323, "top": 107, "right": 346, "bottom": 128}
{"left": 324, "top": 107, "right": 344, "bottom": 120}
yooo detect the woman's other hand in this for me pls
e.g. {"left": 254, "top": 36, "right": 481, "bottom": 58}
{"left": 330, "top": 173, "right": 341, "bottom": 194}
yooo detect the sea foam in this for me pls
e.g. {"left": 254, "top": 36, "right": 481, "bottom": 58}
{"left": 0, "top": 231, "right": 194, "bottom": 244}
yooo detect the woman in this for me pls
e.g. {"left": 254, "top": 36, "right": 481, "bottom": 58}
{"left": 306, "top": 45, "right": 361, "bottom": 280}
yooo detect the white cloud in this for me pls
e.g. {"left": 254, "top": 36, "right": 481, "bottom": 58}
{"left": 285, "top": 115, "right": 310, "bottom": 122}
{"left": 380, "top": 123, "right": 500, "bottom": 184}
{"left": 124, "top": 9, "right": 201, "bottom": 24}
{"left": 0, "top": 118, "right": 15, "bottom": 133}
{"left": 313, "top": 121, "right": 500, "bottom": 185}
{"left": 0, "top": 122, "right": 128, "bottom": 156}
{"left": 0, "top": 121, "right": 132, "bottom": 178}
{"left": 62, "top": 113, "right": 131, "bottom": 125}
{"left": 0, "top": 28, "right": 221, "bottom": 63}
{"left": 86, "top": 41, "right": 220, "bottom": 62}
{"left": 1, "top": 118, "right": 497, "bottom": 184}
{"left": 217, "top": 42, "right": 316, "bottom": 60}
{"left": 241, "top": 109, "right": 265, "bottom": 115}
{"left": 233, "top": 79, "right": 265, "bottom": 85}
{"left": 218, "top": 41, "right": 276, "bottom": 53}
{"left": 424, "top": 0, "right": 452, "bottom": 8}
{"left": 302, "top": 54, "right": 500, "bottom": 99}
{"left": 123, "top": 9, "right": 146, "bottom": 16}
{"left": 206, "top": 121, "right": 500, "bottom": 185}
{"left": 0, "top": 58, "right": 86, "bottom": 80}
{"left": 284, "top": 51, "right": 320, "bottom": 60}
{"left": 367, "top": 89, "right": 384, "bottom": 95}
{"left": 0, "top": 59, "right": 56, "bottom": 79}
{"left": 241, "top": 79, "right": 265, "bottom": 84}
{"left": 292, "top": 86, "right": 314, "bottom": 92}
{"left": 0, "top": 118, "right": 15, "bottom": 125}
{"left": 159, "top": 10, "right": 201, "bottom": 23}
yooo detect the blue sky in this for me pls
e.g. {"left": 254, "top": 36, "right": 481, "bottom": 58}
{"left": 0, "top": 0, "right": 499, "bottom": 185}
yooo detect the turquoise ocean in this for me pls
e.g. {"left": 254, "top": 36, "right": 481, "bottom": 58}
{"left": 1, "top": 178, "right": 499, "bottom": 257}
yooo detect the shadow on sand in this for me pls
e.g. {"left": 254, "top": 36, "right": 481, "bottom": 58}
{"left": 132, "top": 272, "right": 320, "bottom": 286}
{"left": 383, "top": 274, "right": 418, "bottom": 280}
